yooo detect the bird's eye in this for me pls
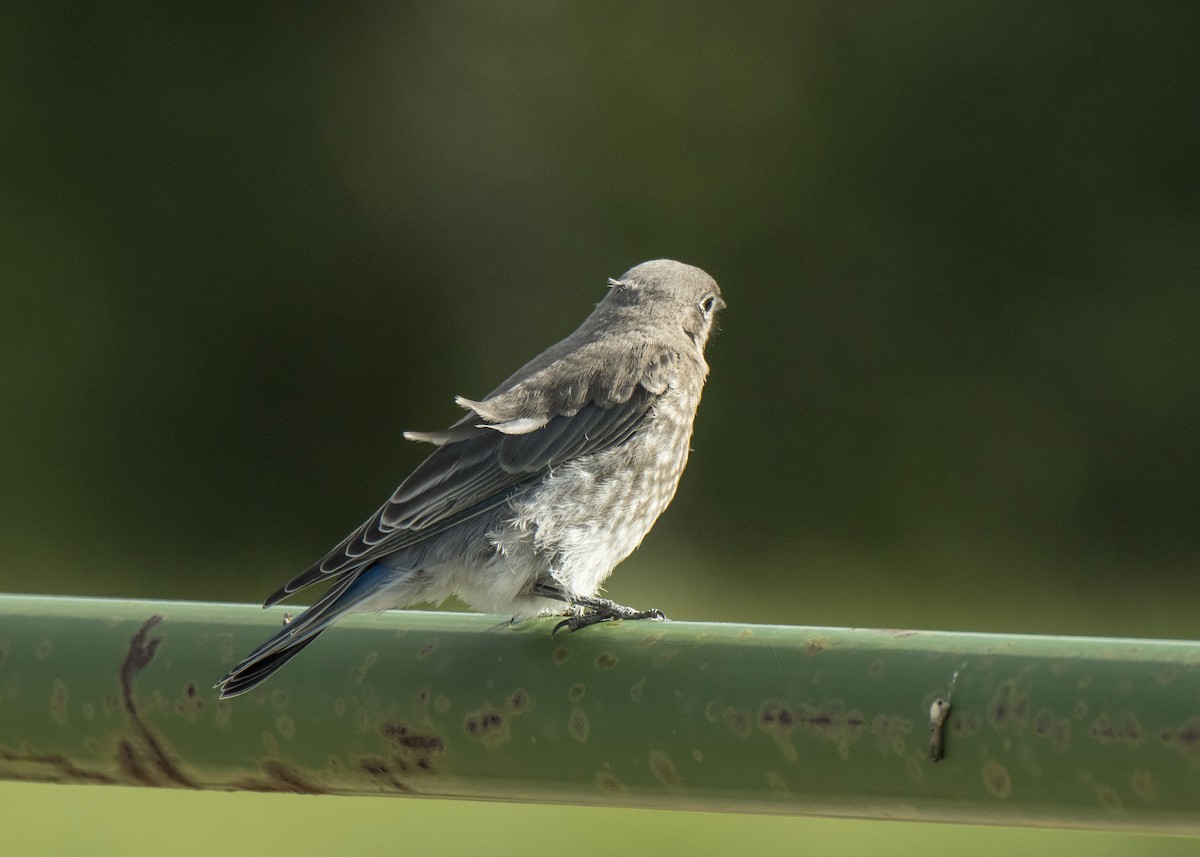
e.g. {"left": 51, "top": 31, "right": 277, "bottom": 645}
{"left": 700, "top": 294, "right": 717, "bottom": 314}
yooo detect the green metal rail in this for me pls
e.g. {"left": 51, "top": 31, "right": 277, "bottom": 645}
{"left": 1, "top": 594, "right": 1198, "bottom": 832}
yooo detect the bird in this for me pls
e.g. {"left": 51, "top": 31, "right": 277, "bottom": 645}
{"left": 217, "top": 259, "right": 724, "bottom": 697}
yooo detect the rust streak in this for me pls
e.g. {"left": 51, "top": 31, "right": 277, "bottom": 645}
{"left": 119, "top": 614, "right": 197, "bottom": 788}
{"left": 117, "top": 739, "right": 157, "bottom": 786}
{"left": 0, "top": 749, "right": 117, "bottom": 785}
{"left": 262, "top": 760, "right": 329, "bottom": 795}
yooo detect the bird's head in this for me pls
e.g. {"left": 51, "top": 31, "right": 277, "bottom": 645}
{"left": 604, "top": 259, "right": 725, "bottom": 350}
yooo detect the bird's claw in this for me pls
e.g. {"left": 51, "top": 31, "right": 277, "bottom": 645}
{"left": 551, "top": 604, "right": 665, "bottom": 636}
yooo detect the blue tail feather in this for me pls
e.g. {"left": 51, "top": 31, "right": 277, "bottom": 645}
{"left": 217, "top": 570, "right": 369, "bottom": 698}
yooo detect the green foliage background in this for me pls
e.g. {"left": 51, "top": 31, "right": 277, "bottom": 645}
{"left": 2, "top": 2, "right": 1198, "bottom": 853}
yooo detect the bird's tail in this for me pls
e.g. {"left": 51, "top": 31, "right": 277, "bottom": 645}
{"left": 216, "top": 572, "right": 365, "bottom": 699}
{"left": 217, "top": 631, "right": 325, "bottom": 698}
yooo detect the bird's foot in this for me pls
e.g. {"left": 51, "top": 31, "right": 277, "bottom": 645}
{"left": 551, "top": 596, "right": 665, "bottom": 636}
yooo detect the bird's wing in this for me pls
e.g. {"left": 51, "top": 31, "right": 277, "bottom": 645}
{"left": 265, "top": 363, "right": 667, "bottom": 606}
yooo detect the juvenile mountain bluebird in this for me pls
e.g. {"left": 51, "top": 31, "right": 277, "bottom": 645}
{"left": 217, "top": 259, "right": 724, "bottom": 697}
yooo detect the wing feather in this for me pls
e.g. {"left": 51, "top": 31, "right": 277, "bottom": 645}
{"left": 265, "top": 383, "right": 660, "bottom": 606}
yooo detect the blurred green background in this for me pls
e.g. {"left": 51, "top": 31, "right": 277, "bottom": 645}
{"left": 3, "top": 2, "right": 1198, "bottom": 854}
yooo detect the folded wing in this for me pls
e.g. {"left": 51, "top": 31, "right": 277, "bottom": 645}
{"left": 264, "top": 378, "right": 662, "bottom": 606}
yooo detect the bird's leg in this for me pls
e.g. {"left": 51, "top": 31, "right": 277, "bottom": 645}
{"left": 531, "top": 583, "right": 665, "bottom": 635}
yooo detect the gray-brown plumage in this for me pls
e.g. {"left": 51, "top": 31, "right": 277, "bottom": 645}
{"left": 218, "top": 259, "right": 723, "bottom": 697}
